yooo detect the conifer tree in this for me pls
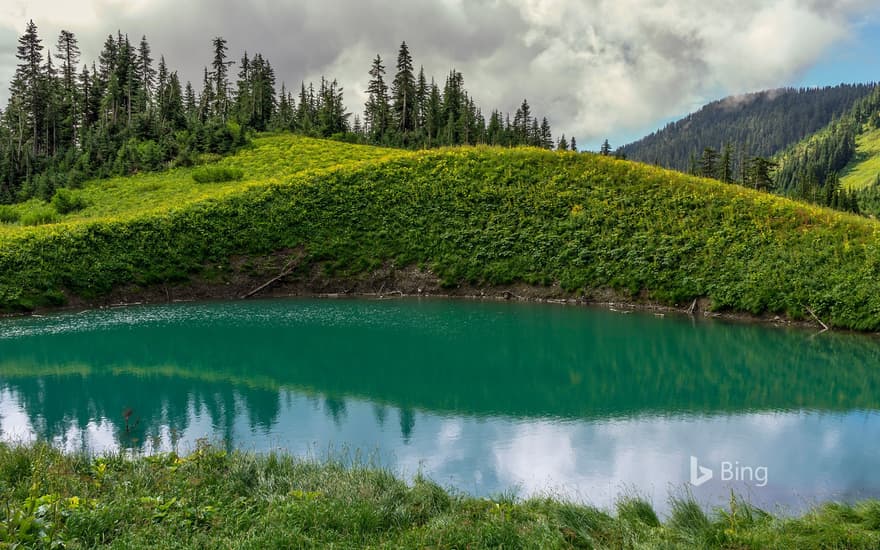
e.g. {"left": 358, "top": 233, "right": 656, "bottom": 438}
{"left": 365, "top": 55, "right": 390, "bottom": 142}
{"left": 720, "top": 142, "right": 733, "bottom": 183}
{"left": 211, "top": 37, "right": 233, "bottom": 121}
{"left": 391, "top": 42, "right": 416, "bottom": 140}
{"left": 198, "top": 67, "right": 213, "bottom": 123}
{"left": 165, "top": 72, "right": 186, "bottom": 130}
{"left": 137, "top": 36, "right": 155, "bottom": 110}
{"left": 12, "top": 20, "right": 46, "bottom": 156}
{"left": 56, "top": 30, "right": 80, "bottom": 147}
{"left": 295, "top": 82, "right": 314, "bottom": 135}
{"left": 700, "top": 147, "right": 719, "bottom": 178}
{"left": 415, "top": 66, "right": 428, "bottom": 132}
{"left": 540, "top": 118, "right": 553, "bottom": 149}
{"left": 183, "top": 81, "right": 196, "bottom": 120}
{"left": 558, "top": 135, "right": 568, "bottom": 151}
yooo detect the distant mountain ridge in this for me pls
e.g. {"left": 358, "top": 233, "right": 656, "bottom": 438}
{"left": 619, "top": 84, "right": 876, "bottom": 173}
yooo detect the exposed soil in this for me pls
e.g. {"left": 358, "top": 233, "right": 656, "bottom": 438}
{"left": 0, "top": 248, "right": 832, "bottom": 332}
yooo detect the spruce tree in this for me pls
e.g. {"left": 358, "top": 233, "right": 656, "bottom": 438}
{"left": 415, "top": 66, "right": 427, "bottom": 133}
{"left": 720, "top": 143, "right": 733, "bottom": 183}
{"left": 365, "top": 55, "right": 390, "bottom": 142}
{"left": 558, "top": 135, "right": 568, "bottom": 151}
{"left": 391, "top": 42, "right": 416, "bottom": 140}
{"left": 137, "top": 36, "right": 155, "bottom": 109}
{"left": 12, "top": 20, "right": 46, "bottom": 156}
{"left": 700, "top": 147, "right": 719, "bottom": 178}
{"left": 540, "top": 118, "right": 553, "bottom": 149}
{"left": 211, "top": 37, "right": 233, "bottom": 121}
{"left": 425, "top": 80, "right": 442, "bottom": 145}
{"left": 273, "top": 82, "right": 294, "bottom": 131}
{"left": 234, "top": 52, "right": 252, "bottom": 127}
{"left": 165, "top": 72, "right": 186, "bottom": 130}
{"left": 529, "top": 118, "right": 540, "bottom": 147}
{"left": 441, "top": 70, "right": 464, "bottom": 145}
{"left": 183, "top": 81, "right": 196, "bottom": 121}
{"left": 295, "top": 82, "right": 314, "bottom": 135}
{"left": 55, "top": 30, "right": 80, "bottom": 148}
{"left": 198, "top": 67, "right": 213, "bottom": 123}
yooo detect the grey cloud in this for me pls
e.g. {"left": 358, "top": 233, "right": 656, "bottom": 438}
{"left": 0, "top": 0, "right": 877, "bottom": 146}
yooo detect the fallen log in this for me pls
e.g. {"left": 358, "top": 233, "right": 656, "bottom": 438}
{"left": 242, "top": 254, "right": 303, "bottom": 299}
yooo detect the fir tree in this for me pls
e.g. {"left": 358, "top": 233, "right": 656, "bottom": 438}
{"left": 540, "top": 118, "right": 553, "bottom": 149}
{"left": 391, "top": 42, "right": 416, "bottom": 139}
{"left": 211, "top": 37, "right": 233, "bottom": 121}
{"left": 720, "top": 142, "right": 733, "bottom": 183}
{"left": 12, "top": 20, "right": 46, "bottom": 156}
{"left": 137, "top": 36, "right": 155, "bottom": 109}
{"left": 365, "top": 55, "right": 390, "bottom": 142}
{"left": 558, "top": 134, "right": 568, "bottom": 151}
{"left": 700, "top": 147, "right": 719, "bottom": 179}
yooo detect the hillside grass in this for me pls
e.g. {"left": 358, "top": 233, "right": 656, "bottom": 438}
{"left": 0, "top": 135, "right": 403, "bottom": 233}
{"left": 1, "top": 443, "right": 879, "bottom": 549}
{"left": 841, "top": 125, "right": 880, "bottom": 190}
{"left": 3, "top": 133, "right": 880, "bottom": 329}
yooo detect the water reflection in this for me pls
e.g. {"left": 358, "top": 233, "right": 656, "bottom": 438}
{"left": 3, "top": 382, "right": 878, "bottom": 513}
{"left": 1, "top": 298, "right": 880, "bottom": 513}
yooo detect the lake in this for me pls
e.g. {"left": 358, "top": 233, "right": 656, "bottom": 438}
{"left": 1, "top": 298, "right": 879, "bottom": 514}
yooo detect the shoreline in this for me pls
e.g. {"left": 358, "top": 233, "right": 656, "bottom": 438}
{"left": 0, "top": 256, "right": 833, "bottom": 332}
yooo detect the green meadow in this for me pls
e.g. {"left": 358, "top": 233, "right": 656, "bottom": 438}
{"left": 841, "top": 125, "right": 880, "bottom": 190}
{"left": 3, "top": 133, "right": 880, "bottom": 329}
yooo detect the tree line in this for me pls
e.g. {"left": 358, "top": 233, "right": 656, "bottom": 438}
{"left": 774, "top": 86, "right": 880, "bottom": 214}
{"left": 620, "top": 84, "right": 880, "bottom": 215}
{"left": 0, "top": 22, "right": 562, "bottom": 204}
{"left": 618, "top": 84, "right": 875, "bottom": 173}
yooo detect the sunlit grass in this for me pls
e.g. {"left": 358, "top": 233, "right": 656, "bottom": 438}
{"left": 841, "top": 125, "right": 880, "bottom": 190}
{"left": 0, "top": 135, "right": 404, "bottom": 235}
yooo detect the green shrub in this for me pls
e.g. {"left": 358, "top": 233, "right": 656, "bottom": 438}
{"left": 50, "top": 188, "right": 87, "bottom": 214}
{"left": 192, "top": 166, "right": 245, "bottom": 184}
{"left": 0, "top": 205, "right": 19, "bottom": 224}
{"left": 19, "top": 204, "right": 59, "bottom": 226}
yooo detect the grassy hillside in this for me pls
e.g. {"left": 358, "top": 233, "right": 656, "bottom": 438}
{"left": 3, "top": 133, "right": 880, "bottom": 329}
{"left": 841, "top": 126, "right": 880, "bottom": 190}
{"left": 2, "top": 443, "right": 880, "bottom": 549}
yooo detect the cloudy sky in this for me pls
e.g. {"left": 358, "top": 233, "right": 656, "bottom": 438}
{"left": 1, "top": 0, "right": 879, "bottom": 149}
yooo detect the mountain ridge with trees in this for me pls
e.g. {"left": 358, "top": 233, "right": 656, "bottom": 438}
{"left": 618, "top": 84, "right": 875, "bottom": 174}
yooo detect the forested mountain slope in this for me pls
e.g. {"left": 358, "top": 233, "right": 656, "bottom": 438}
{"left": 619, "top": 84, "right": 875, "bottom": 173}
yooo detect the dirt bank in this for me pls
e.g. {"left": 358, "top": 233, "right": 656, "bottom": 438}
{"left": 0, "top": 250, "right": 833, "bottom": 332}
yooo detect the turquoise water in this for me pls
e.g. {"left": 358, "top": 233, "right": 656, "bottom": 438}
{"left": 1, "top": 298, "right": 879, "bottom": 513}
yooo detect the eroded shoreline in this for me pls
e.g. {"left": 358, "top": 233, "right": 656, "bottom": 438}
{"left": 0, "top": 256, "right": 833, "bottom": 333}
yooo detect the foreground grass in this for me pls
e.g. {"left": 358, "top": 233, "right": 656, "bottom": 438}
{"left": 1, "top": 443, "right": 879, "bottom": 549}
{"left": 3, "top": 133, "right": 880, "bottom": 329}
